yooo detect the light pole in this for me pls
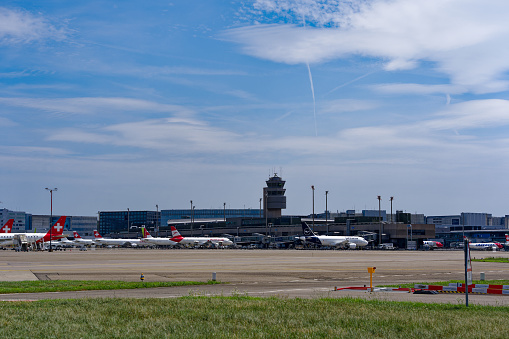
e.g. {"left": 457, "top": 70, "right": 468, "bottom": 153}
{"left": 45, "top": 188, "right": 57, "bottom": 252}
{"left": 259, "top": 198, "right": 262, "bottom": 218}
{"left": 223, "top": 202, "right": 226, "bottom": 222}
{"left": 311, "top": 186, "right": 315, "bottom": 231}
{"left": 127, "top": 208, "right": 130, "bottom": 234}
{"left": 190, "top": 200, "right": 193, "bottom": 236}
{"left": 155, "top": 204, "right": 159, "bottom": 236}
{"left": 377, "top": 195, "right": 382, "bottom": 245}
{"left": 390, "top": 196, "right": 394, "bottom": 223}
{"left": 325, "top": 191, "right": 329, "bottom": 235}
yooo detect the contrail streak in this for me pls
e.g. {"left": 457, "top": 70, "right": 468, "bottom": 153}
{"left": 325, "top": 71, "right": 376, "bottom": 97}
{"left": 306, "top": 62, "right": 318, "bottom": 137}
{"left": 302, "top": 15, "right": 317, "bottom": 137}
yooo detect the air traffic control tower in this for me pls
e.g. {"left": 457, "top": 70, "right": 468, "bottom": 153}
{"left": 263, "top": 174, "right": 287, "bottom": 218}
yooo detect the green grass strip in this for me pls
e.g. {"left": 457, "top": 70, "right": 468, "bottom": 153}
{"left": 0, "top": 280, "right": 220, "bottom": 294}
{"left": 1, "top": 297, "right": 508, "bottom": 338}
{"left": 472, "top": 257, "right": 509, "bottom": 263}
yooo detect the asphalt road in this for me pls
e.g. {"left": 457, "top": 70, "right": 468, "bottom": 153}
{"left": 1, "top": 248, "right": 508, "bottom": 305}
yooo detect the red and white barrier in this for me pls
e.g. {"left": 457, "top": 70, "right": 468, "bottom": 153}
{"left": 414, "top": 284, "right": 509, "bottom": 295}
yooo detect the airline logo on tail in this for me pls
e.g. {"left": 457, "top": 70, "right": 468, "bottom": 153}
{"left": 1, "top": 219, "right": 14, "bottom": 233}
{"left": 169, "top": 226, "right": 184, "bottom": 243}
{"left": 302, "top": 222, "right": 315, "bottom": 236}
{"left": 93, "top": 230, "right": 103, "bottom": 239}
{"left": 52, "top": 216, "right": 66, "bottom": 236}
{"left": 171, "top": 226, "right": 181, "bottom": 237}
{"left": 141, "top": 227, "right": 153, "bottom": 239}
{"left": 505, "top": 234, "right": 509, "bottom": 242}
{"left": 73, "top": 231, "right": 82, "bottom": 239}
{"left": 38, "top": 216, "right": 67, "bottom": 243}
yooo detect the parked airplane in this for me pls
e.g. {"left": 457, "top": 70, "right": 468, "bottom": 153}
{"left": 298, "top": 222, "right": 368, "bottom": 249}
{"left": 469, "top": 241, "right": 503, "bottom": 251}
{"left": 1, "top": 219, "right": 14, "bottom": 233}
{"left": 57, "top": 237, "right": 75, "bottom": 248}
{"left": 170, "top": 226, "right": 233, "bottom": 247}
{"left": 140, "top": 227, "right": 182, "bottom": 246}
{"left": 423, "top": 240, "right": 444, "bottom": 249}
{"left": 73, "top": 231, "right": 95, "bottom": 246}
{"left": 93, "top": 230, "right": 143, "bottom": 247}
{"left": 0, "top": 216, "right": 67, "bottom": 247}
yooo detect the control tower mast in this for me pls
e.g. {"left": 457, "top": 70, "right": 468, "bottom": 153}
{"left": 263, "top": 173, "right": 286, "bottom": 219}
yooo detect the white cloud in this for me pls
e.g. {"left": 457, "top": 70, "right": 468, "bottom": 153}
{"left": 0, "top": 145, "right": 70, "bottom": 156}
{"left": 372, "top": 83, "right": 466, "bottom": 96}
{"left": 0, "top": 97, "right": 194, "bottom": 116}
{"left": 0, "top": 7, "right": 66, "bottom": 44}
{"left": 48, "top": 117, "right": 245, "bottom": 153}
{"left": 224, "top": 0, "right": 509, "bottom": 93}
{"left": 425, "top": 99, "right": 509, "bottom": 130}
{"left": 0, "top": 117, "right": 16, "bottom": 126}
{"left": 46, "top": 99, "right": 509, "bottom": 161}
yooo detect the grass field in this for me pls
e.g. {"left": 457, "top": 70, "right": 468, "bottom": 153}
{"left": 1, "top": 297, "right": 508, "bottom": 338}
{"left": 472, "top": 257, "right": 509, "bottom": 263}
{"left": 0, "top": 280, "right": 220, "bottom": 294}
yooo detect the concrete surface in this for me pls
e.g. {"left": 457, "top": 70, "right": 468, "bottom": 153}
{"left": 1, "top": 248, "right": 508, "bottom": 305}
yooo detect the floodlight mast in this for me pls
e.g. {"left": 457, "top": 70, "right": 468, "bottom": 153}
{"left": 45, "top": 188, "right": 58, "bottom": 252}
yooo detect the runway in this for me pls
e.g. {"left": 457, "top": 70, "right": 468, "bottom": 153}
{"left": 1, "top": 249, "right": 508, "bottom": 305}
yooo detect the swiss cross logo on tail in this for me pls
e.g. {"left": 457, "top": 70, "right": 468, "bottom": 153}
{"left": 73, "top": 231, "right": 81, "bottom": 238}
{"left": 93, "top": 230, "right": 103, "bottom": 238}
{"left": 38, "top": 216, "right": 67, "bottom": 243}
{"left": 1, "top": 219, "right": 14, "bottom": 233}
{"left": 52, "top": 216, "right": 66, "bottom": 235}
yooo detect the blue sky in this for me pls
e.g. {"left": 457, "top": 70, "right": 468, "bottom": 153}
{"left": 2, "top": 0, "right": 509, "bottom": 217}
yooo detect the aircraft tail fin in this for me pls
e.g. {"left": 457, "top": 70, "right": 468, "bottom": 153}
{"left": 170, "top": 226, "right": 182, "bottom": 238}
{"left": 73, "top": 231, "right": 82, "bottom": 239}
{"left": 505, "top": 234, "right": 509, "bottom": 242}
{"left": 50, "top": 216, "right": 66, "bottom": 236}
{"left": 93, "top": 230, "right": 103, "bottom": 239}
{"left": 142, "top": 227, "right": 153, "bottom": 238}
{"left": 301, "top": 222, "right": 316, "bottom": 236}
{"left": 1, "top": 219, "right": 14, "bottom": 233}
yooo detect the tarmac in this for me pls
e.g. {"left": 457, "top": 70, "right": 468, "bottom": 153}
{"left": 1, "top": 248, "right": 509, "bottom": 305}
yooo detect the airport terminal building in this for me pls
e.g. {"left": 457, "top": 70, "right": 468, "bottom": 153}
{"left": 3, "top": 174, "right": 509, "bottom": 247}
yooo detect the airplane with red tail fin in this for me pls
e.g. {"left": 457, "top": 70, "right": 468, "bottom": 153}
{"left": 170, "top": 226, "right": 233, "bottom": 248}
{"left": 0, "top": 219, "right": 14, "bottom": 233}
{"left": 73, "top": 231, "right": 94, "bottom": 246}
{"left": 0, "top": 216, "right": 67, "bottom": 247}
{"left": 93, "top": 230, "right": 145, "bottom": 247}
{"left": 140, "top": 227, "right": 183, "bottom": 246}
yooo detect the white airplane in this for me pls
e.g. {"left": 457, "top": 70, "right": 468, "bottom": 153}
{"left": 0, "top": 216, "right": 67, "bottom": 247}
{"left": 423, "top": 240, "right": 444, "bottom": 249}
{"left": 170, "top": 226, "right": 233, "bottom": 248}
{"left": 93, "top": 230, "right": 143, "bottom": 247}
{"left": 463, "top": 235, "right": 503, "bottom": 251}
{"left": 299, "top": 222, "right": 368, "bottom": 249}
{"left": 1, "top": 219, "right": 14, "bottom": 233}
{"left": 73, "top": 231, "right": 95, "bottom": 246}
{"left": 140, "top": 227, "right": 182, "bottom": 246}
{"left": 469, "top": 241, "right": 503, "bottom": 251}
{"left": 57, "top": 237, "right": 75, "bottom": 248}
